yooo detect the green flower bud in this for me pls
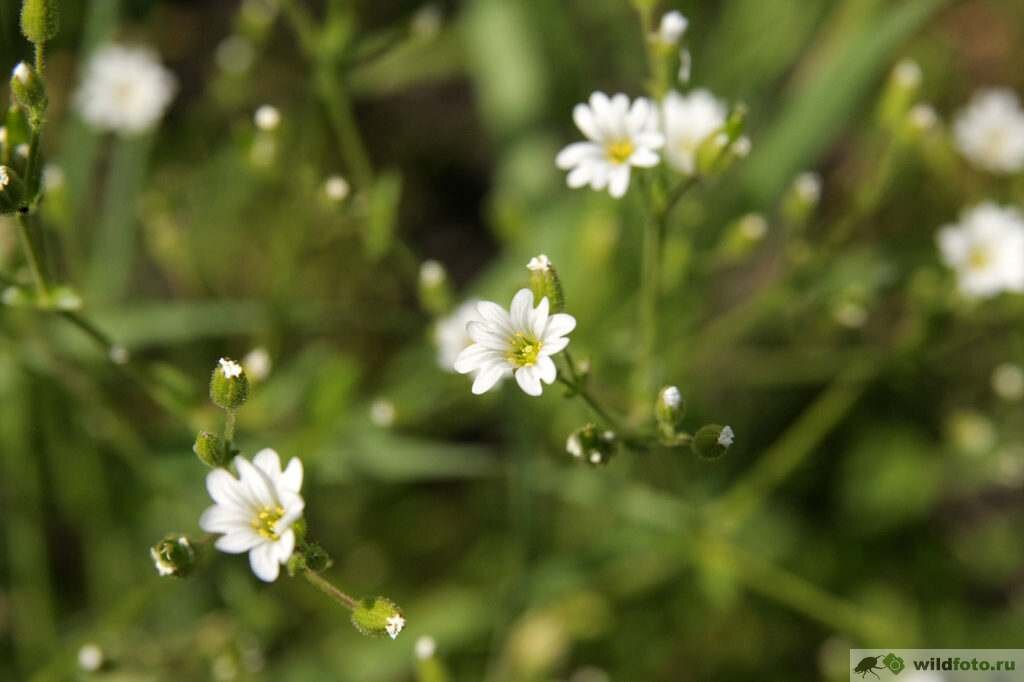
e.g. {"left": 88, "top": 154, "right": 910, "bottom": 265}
{"left": 150, "top": 534, "right": 196, "bottom": 577}
{"left": 193, "top": 431, "right": 226, "bottom": 467}
{"left": 781, "top": 172, "right": 821, "bottom": 228}
{"left": 878, "top": 60, "right": 922, "bottom": 130}
{"left": 527, "top": 254, "right": 564, "bottom": 313}
{"left": 717, "top": 213, "right": 768, "bottom": 263}
{"left": 566, "top": 423, "right": 618, "bottom": 466}
{"left": 303, "top": 540, "right": 332, "bottom": 571}
{"left": 691, "top": 424, "right": 734, "bottom": 460}
{"left": 0, "top": 165, "right": 27, "bottom": 214}
{"left": 20, "top": 0, "right": 60, "bottom": 45}
{"left": 351, "top": 596, "right": 406, "bottom": 640}
{"left": 209, "top": 357, "right": 249, "bottom": 410}
{"left": 724, "top": 103, "right": 748, "bottom": 140}
{"left": 10, "top": 62, "right": 47, "bottom": 128}
{"left": 655, "top": 385, "right": 686, "bottom": 440}
{"left": 418, "top": 259, "right": 452, "bottom": 316}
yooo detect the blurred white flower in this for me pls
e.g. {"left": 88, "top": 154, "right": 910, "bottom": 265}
{"left": 660, "top": 89, "right": 726, "bottom": 174}
{"left": 434, "top": 299, "right": 484, "bottom": 373}
{"left": 419, "top": 259, "right": 446, "bottom": 288}
{"left": 662, "top": 385, "right": 682, "bottom": 408}
{"left": 794, "top": 172, "right": 822, "bottom": 204}
{"left": 937, "top": 202, "right": 1024, "bottom": 299}
{"left": 411, "top": 4, "right": 443, "bottom": 39}
{"left": 527, "top": 254, "right": 551, "bottom": 272}
{"left": 254, "top": 105, "right": 281, "bottom": 131}
{"left": 556, "top": 92, "right": 663, "bottom": 198}
{"left": 909, "top": 103, "right": 938, "bottom": 131}
{"left": 718, "top": 425, "right": 735, "bottom": 448}
{"left": 78, "top": 643, "right": 104, "bottom": 672}
{"left": 75, "top": 45, "right": 177, "bottom": 135}
{"left": 738, "top": 213, "right": 768, "bottom": 240}
{"left": 454, "top": 289, "right": 576, "bottom": 396}
{"left": 657, "top": 11, "right": 688, "bottom": 46}
{"left": 677, "top": 48, "right": 692, "bottom": 84}
{"left": 893, "top": 59, "right": 922, "bottom": 90}
{"left": 243, "top": 347, "right": 272, "bottom": 381}
{"left": 370, "top": 398, "right": 396, "bottom": 427}
{"left": 216, "top": 35, "right": 255, "bottom": 75}
{"left": 953, "top": 88, "right": 1024, "bottom": 174}
{"left": 415, "top": 635, "right": 436, "bottom": 660}
{"left": 199, "top": 449, "right": 304, "bottom": 582}
{"left": 992, "top": 362, "right": 1024, "bottom": 401}
{"left": 323, "top": 175, "right": 350, "bottom": 202}
{"left": 42, "top": 164, "right": 64, "bottom": 191}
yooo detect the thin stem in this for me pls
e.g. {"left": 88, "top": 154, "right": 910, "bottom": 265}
{"left": 25, "top": 128, "right": 43, "bottom": 202}
{"left": 15, "top": 213, "right": 50, "bottom": 296}
{"left": 33, "top": 43, "right": 45, "bottom": 75}
{"left": 315, "top": 67, "right": 374, "bottom": 190}
{"left": 223, "top": 409, "right": 237, "bottom": 450}
{"left": 303, "top": 569, "right": 358, "bottom": 610}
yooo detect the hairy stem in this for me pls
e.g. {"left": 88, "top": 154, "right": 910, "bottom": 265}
{"left": 15, "top": 213, "right": 50, "bottom": 297}
{"left": 303, "top": 569, "right": 358, "bottom": 610}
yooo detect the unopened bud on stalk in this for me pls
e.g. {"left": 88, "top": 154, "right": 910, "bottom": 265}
{"left": 657, "top": 11, "right": 688, "bottom": 47}
{"left": 879, "top": 59, "right": 923, "bottom": 130}
{"left": 150, "top": 535, "right": 196, "bottom": 577}
{"left": 781, "top": 171, "right": 821, "bottom": 227}
{"left": 193, "top": 431, "right": 226, "bottom": 467}
{"left": 10, "top": 62, "right": 47, "bottom": 128}
{"left": 718, "top": 212, "right": 768, "bottom": 262}
{"left": 655, "top": 385, "right": 687, "bottom": 440}
{"left": 418, "top": 259, "right": 452, "bottom": 315}
{"left": 351, "top": 596, "right": 406, "bottom": 639}
{"left": 210, "top": 357, "right": 249, "bottom": 410}
{"left": 527, "top": 254, "right": 565, "bottom": 313}
{"left": 0, "top": 165, "right": 27, "bottom": 214}
{"left": 692, "top": 424, "right": 734, "bottom": 460}
{"left": 566, "top": 423, "right": 618, "bottom": 466}
{"left": 21, "top": 0, "right": 60, "bottom": 45}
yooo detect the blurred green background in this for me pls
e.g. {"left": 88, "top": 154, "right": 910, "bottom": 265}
{"left": 1, "top": 0, "right": 1024, "bottom": 680}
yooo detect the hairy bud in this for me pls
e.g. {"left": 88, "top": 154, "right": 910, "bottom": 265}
{"left": 21, "top": 0, "right": 60, "bottom": 45}
{"left": 150, "top": 535, "right": 196, "bottom": 577}
{"left": 193, "top": 431, "right": 226, "bottom": 468}
{"left": 566, "top": 423, "right": 618, "bottom": 466}
{"left": 527, "top": 254, "right": 565, "bottom": 313}
{"left": 351, "top": 596, "right": 406, "bottom": 639}
{"left": 209, "top": 357, "right": 249, "bottom": 410}
{"left": 692, "top": 424, "right": 734, "bottom": 460}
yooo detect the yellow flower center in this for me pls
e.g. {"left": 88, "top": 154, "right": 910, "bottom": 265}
{"left": 252, "top": 505, "right": 285, "bottom": 540}
{"left": 969, "top": 246, "right": 991, "bottom": 270}
{"left": 507, "top": 332, "right": 542, "bottom": 367}
{"left": 606, "top": 140, "right": 635, "bottom": 164}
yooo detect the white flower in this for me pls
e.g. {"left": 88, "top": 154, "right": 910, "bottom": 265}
{"left": 556, "top": 92, "right": 663, "bottom": 199}
{"left": 892, "top": 59, "right": 922, "bottom": 90}
{"left": 662, "top": 385, "right": 682, "bottom": 408}
{"left": 953, "top": 88, "right": 1024, "bottom": 174}
{"left": 454, "top": 289, "right": 576, "bottom": 396}
{"left": 219, "top": 357, "right": 244, "bottom": 378}
{"left": 42, "top": 164, "right": 65, "bottom": 191}
{"left": 386, "top": 614, "right": 406, "bottom": 640}
{"left": 78, "top": 643, "right": 104, "bottom": 672}
{"left": 718, "top": 425, "right": 735, "bottom": 448}
{"left": 657, "top": 11, "right": 688, "bottom": 46}
{"left": 434, "top": 299, "right": 484, "bottom": 372}
{"left": 527, "top": 254, "right": 551, "bottom": 272}
{"left": 659, "top": 89, "right": 726, "bottom": 174}
{"left": 254, "top": 105, "right": 280, "bottom": 131}
{"left": 0, "top": 166, "right": 9, "bottom": 188}
{"left": 909, "top": 103, "right": 938, "bottom": 131}
{"left": 199, "top": 449, "right": 304, "bottom": 582}
{"left": 370, "top": 398, "right": 396, "bottom": 427}
{"left": 323, "top": 175, "right": 350, "bottom": 202}
{"left": 243, "top": 347, "right": 272, "bottom": 381}
{"left": 75, "top": 45, "right": 177, "bottom": 135}
{"left": 415, "top": 636, "right": 437, "bottom": 660}
{"left": 937, "top": 202, "right": 1024, "bottom": 299}
{"left": 738, "top": 213, "right": 767, "bottom": 240}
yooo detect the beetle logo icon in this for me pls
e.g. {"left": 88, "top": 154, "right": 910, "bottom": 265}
{"left": 853, "top": 652, "right": 904, "bottom": 677}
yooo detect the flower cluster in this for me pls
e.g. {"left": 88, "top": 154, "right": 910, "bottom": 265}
{"left": 937, "top": 202, "right": 1024, "bottom": 299}
{"left": 953, "top": 88, "right": 1024, "bottom": 174}
{"left": 75, "top": 44, "right": 177, "bottom": 135}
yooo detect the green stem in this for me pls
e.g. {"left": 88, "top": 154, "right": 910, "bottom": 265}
{"left": 223, "top": 409, "right": 236, "bottom": 451}
{"left": 15, "top": 213, "right": 50, "bottom": 297}
{"left": 303, "top": 569, "right": 358, "bottom": 610}
{"left": 314, "top": 66, "right": 374, "bottom": 190}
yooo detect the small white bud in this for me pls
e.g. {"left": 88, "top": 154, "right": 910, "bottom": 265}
{"left": 415, "top": 636, "right": 437, "bottom": 660}
{"left": 78, "top": 643, "right": 104, "bottom": 672}
{"left": 219, "top": 357, "right": 243, "bottom": 378}
{"left": 216, "top": 36, "right": 255, "bottom": 75}
{"left": 833, "top": 301, "right": 868, "bottom": 328}
{"left": 370, "top": 398, "right": 396, "bottom": 427}
{"left": 253, "top": 104, "right": 280, "bottom": 131}
{"left": 12, "top": 62, "right": 31, "bottom": 84}
{"left": 419, "top": 260, "right": 446, "bottom": 288}
{"left": 739, "top": 213, "right": 768, "bottom": 241}
{"left": 992, "top": 363, "right": 1024, "bottom": 401}
{"left": 527, "top": 254, "right": 551, "bottom": 272}
{"left": 411, "top": 4, "right": 443, "bottom": 39}
{"left": 794, "top": 172, "right": 821, "bottom": 204}
{"left": 717, "top": 425, "right": 735, "bottom": 448}
{"left": 42, "top": 163, "right": 64, "bottom": 191}
{"left": 658, "top": 11, "right": 688, "bottom": 46}
{"left": 243, "top": 347, "right": 272, "bottom": 381}
{"left": 0, "top": 166, "right": 10, "bottom": 189}
{"left": 324, "top": 175, "right": 350, "bottom": 202}
{"left": 15, "top": 144, "right": 29, "bottom": 159}
{"left": 109, "top": 345, "right": 130, "bottom": 365}
{"left": 893, "top": 59, "right": 922, "bottom": 90}
{"left": 731, "top": 136, "right": 752, "bottom": 158}
{"left": 908, "top": 103, "right": 938, "bottom": 131}
{"left": 678, "top": 48, "right": 692, "bottom": 83}
{"left": 386, "top": 614, "right": 406, "bottom": 640}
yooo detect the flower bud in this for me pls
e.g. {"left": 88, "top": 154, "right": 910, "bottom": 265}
{"left": 20, "top": 0, "right": 60, "bottom": 45}
{"left": 0, "top": 165, "right": 27, "bottom": 214}
{"left": 655, "top": 385, "right": 686, "bottom": 440}
{"left": 527, "top": 254, "right": 565, "bottom": 313}
{"left": 209, "top": 357, "right": 249, "bottom": 410}
{"left": 10, "top": 62, "right": 47, "bottom": 128}
{"left": 691, "top": 424, "right": 734, "bottom": 460}
{"left": 878, "top": 59, "right": 922, "bottom": 130}
{"left": 193, "top": 431, "right": 226, "bottom": 467}
{"left": 351, "top": 596, "right": 406, "bottom": 639}
{"left": 657, "top": 11, "right": 688, "bottom": 47}
{"left": 781, "top": 171, "right": 821, "bottom": 227}
{"left": 566, "top": 423, "right": 618, "bottom": 466}
{"left": 717, "top": 212, "right": 768, "bottom": 263}
{"left": 418, "top": 259, "right": 452, "bottom": 316}
{"left": 150, "top": 534, "right": 196, "bottom": 577}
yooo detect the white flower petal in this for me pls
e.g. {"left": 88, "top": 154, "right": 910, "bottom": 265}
{"left": 608, "top": 165, "right": 631, "bottom": 198}
{"left": 536, "top": 355, "right": 557, "bottom": 384}
{"left": 572, "top": 103, "right": 601, "bottom": 141}
{"left": 539, "top": 336, "right": 569, "bottom": 356}
{"left": 273, "top": 529, "right": 295, "bottom": 563}
{"left": 530, "top": 296, "right": 550, "bottom": 337}
{"left": 567, "top": 164, "right": 592, "bottom": 188}
{"left": 252, "top": 448, "right": 282, "bottom": 478}
{"left": 556, "top": 141, "right": 602, "bottom": 169}
{"left": 510, "top": 289, "right": 535, "bottom": 331}
{"left": 280, "top": 457, "right": 303, "bottom": 493}
{"left": 235, "top": 456, "right": 278, "bottom": 509}
{"left": 215, "top": 530, "right": 263, "bottom": 554}
{"left": 515, "top": 366, "right": 543, "bottom": 396}
{"left": 544, "top": 313, "right": 577, "bottom": 339}
{"left": 630, "top": 147, "right": 660, "bottom": 167}
{"left": 199, "top": 505, "right": 252, "bottom": 533}
{"left": 472, "top": 363, "right": 506, "bottom": 394}
{"left": 249, "top": 542, "right": 280, "bottom": 582}
{"left": 206, "top": 468, "right": 248, "bottom": 511}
